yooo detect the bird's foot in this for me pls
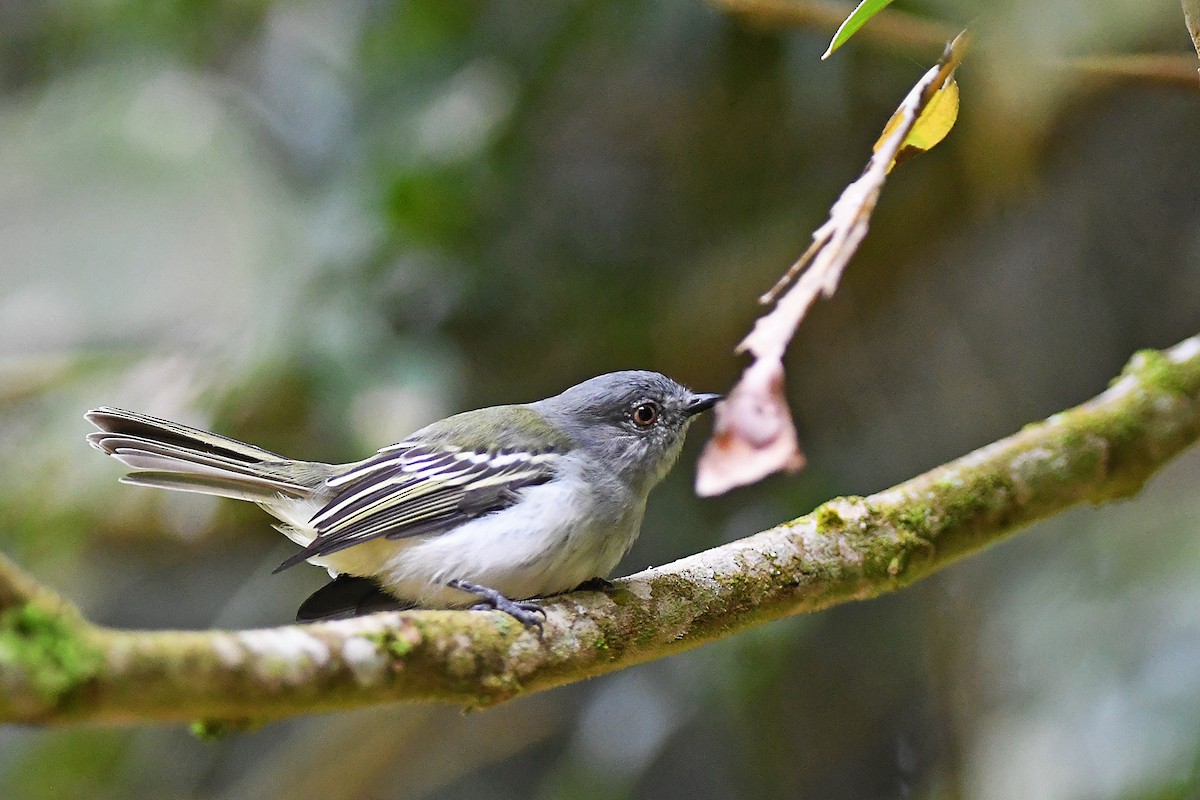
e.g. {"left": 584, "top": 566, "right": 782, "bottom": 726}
{"left": 448, "top": 579, "right": 545, "bottom": 631}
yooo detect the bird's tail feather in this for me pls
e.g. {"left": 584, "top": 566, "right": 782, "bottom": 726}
{"left": 86, "top": 407, "right": 316, "bottom": 503}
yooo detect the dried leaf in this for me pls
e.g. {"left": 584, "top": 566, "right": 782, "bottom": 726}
{"left": 696, "top": 358, "right": 805, "bottom": 497}
{"left": 696, "top": 31, "right": 969, "bottom": 497}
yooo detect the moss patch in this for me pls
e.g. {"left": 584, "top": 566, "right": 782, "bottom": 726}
{"left": 891, "top": 504, "right": 934, "bottom": 539}
{"left": 814, "top": 504, "right": 844, "bottom": 533}
{"left": 366, "top": 629, "right": 415, "bottom": 661}
{"left": 1123, "top": 349, "right": 1194, "bottom": 397}
{"left": 0, "top": 603, "right": 101, "bottom": 710}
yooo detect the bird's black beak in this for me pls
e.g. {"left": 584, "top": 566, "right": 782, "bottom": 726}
{"left": 684, "top": 392, "right": 723, "bottom": 417}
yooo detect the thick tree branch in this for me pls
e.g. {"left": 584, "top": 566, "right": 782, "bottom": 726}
{"left": 2, "top": 335, "right": 1200, "bottom": 727}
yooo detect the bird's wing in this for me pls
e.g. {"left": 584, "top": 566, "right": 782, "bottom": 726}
{"left": 273, "top": 441, "right": 561, "bottom": 572}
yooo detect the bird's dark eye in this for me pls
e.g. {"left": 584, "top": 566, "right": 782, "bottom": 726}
{"left": 632, "top": 401, "right": 660, "bottom": 428}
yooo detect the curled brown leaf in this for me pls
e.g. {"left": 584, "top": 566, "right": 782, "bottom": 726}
{"left": 696, "top": 32, "right": 969, "bottom": 496}
{"left": 696, "top": 357, "right": 805, "bottom": 497}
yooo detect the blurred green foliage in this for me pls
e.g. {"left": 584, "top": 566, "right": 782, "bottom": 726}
{"left": 1, "top": 0, "right": 1199, "bottom": 798}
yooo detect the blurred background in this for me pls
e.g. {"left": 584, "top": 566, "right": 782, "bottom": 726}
{"left": 1, "top": 0, "right": 1199, "bottom": 798}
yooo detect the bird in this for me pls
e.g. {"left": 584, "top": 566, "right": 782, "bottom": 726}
{"left": 86, "top": 371, "right": 721, "bottom": 626}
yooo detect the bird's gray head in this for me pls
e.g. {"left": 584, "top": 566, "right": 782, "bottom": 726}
{"left": 532, "top": 370, "right": 721, "bottom": 494}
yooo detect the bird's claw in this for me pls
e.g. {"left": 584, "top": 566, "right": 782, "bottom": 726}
{"left": 449, "top": 579, "right": 545, "bottom": 632}
{"left": 469, "top": 598, "right": 545, "bottom": 631}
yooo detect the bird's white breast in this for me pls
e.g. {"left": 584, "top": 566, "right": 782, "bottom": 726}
{"left": 268, "top": 457, "right": 645, "bottom": 608}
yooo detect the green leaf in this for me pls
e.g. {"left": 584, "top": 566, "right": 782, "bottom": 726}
{"left": 822, "top": 0, "right": 897, "bottom": 59}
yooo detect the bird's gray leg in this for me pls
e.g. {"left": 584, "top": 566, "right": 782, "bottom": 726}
{"left": 448, "top": 579, "right": 545, "bottom": 630}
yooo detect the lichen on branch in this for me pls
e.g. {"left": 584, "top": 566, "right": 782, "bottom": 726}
{"left": 1, "top": 335, "right": 1199, "bottom": 727}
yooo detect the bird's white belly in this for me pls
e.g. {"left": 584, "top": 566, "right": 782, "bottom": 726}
{"left": 279, "top": 477, "right": 644, "bottom": 608}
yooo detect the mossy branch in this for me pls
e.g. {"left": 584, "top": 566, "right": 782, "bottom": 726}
{"left": 2, "top": 335, "right": 1200, "bottom": 727}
